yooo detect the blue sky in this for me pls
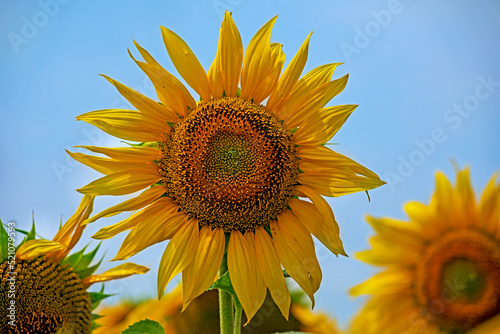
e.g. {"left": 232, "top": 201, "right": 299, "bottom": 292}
{"left": 1, "top": 0, "right": 499, "bottom": 330}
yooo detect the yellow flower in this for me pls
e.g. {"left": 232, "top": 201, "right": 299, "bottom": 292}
{"left": 0, "top": 196, "right": 149, "bottom": 334}
{"left": 94, "top": 287, "right": 341, "bottom": 334}
{"left": 71, "top": 12, "right": 384, "bottom": 321}
{"left": 350, "top": 168, "right": 500, "bottom": 334}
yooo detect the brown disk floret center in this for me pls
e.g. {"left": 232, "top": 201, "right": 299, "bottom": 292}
{"left": 414, "top": 229, "right": 500, "bottom": 332}
{"left": 158, "top": 97, "right": 298, "bottom": 232}
{"left": 0, "top": 257, "right": 92, "bottom": 334}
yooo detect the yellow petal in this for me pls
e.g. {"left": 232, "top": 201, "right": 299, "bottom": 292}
{"left": 242, "top": 231, "right": 267, "bottom": 312}
{"left": 274, "top": 63, "right": 340, "bottom": 120}
{"left": 254, "top": 227, "right": 291, "bottom": 319}
{"left": 83, "top": 262, "right": 149, "bottom": 287}
{"left": 455, "top": 167, "right": 476, "bottom": 227}
{"left": 182, "top": 226, "right": 225, "bottom": 308}
{"left": 16, "top": 240, "right": 66, "bottom": 260}
{"left": 113, "top": 212, "right": 187, "bottom": 261}
{"left": 157, "top": 219, "right": 199, "bottom": 299}
{"left": 349, "top": 269, "right": 412, "bottom": 296}
{"left": 84, "top": 186, "right": 166, "bottom": 225}
{"left": 76, "top": 109, "right": 168, "bottom": 142}
{"left": 433, "top": 171, "right": 455, "bottom": 218}
{"left": 227, "top": 230, "right": 265, "bottom": 322}
{"left": 92, "top": 197, "right": 176, "bottom": 239}
{"left": 467, "top": 313, "right": 500, "bottom": 334}
{"left": 240, "top": 16, "right": 277, "bottom": 103}
{"left": 219, "top": 11, "right": 243, "bottom": 97}
{"left": 267, "top": 32, "right": 312, "bottom": 112}
{"left": 249, "top": 42, "right": 285, "bottom": 104}
{"left": 161, "top": 27, "right": 211, "bottom": 100}
{"left": 288, "top": 198, "right": 345, "bottom": 256}
{"left": 66, "top": 150, "right": 157, "bottom": 176}
{"left": 284, "top": 74, "right": 349, "bottom": 129}
{"left": 297, "top": 167, "right": 386, "bottom": 197}
{"left": 296, "top": 145, "right": 380, "bottom": 181}
{"left": 131, "top": 41, "right": 195, "bottom": 115}
{"left": 269, "top": 220, "right": 316, "bottom": 306}
{"left": 52, "top": 195, "right": 94, "bottom": 244}
{"left": 277, "top": 210, "right": 322, "bottom": 292}
{"left": 75, "top": 145, "right": 160, "bottom": 162}
{"left": 77, "top": 169, "right": 161, "bottom": 196}
{"left": 207, "top": 51, "right": 224, "bottom": 98}
{"left": 101, "top": 74, "right": 178, "bottom": 122}
{"left": 293, "top": 104, "right": 357, "bottom": 145}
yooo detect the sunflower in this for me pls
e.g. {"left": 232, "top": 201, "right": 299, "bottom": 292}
{"left": 0, "top": 195, "right": 149, "bottom": 334}
{"left": 350, "top": 168, "right": 500, "bottom": 334}
{"left": 94, "top": 286, "right": 341, "bottom": 334}
{"left": 71, "top": 12, "right": 384, "bottom": 321}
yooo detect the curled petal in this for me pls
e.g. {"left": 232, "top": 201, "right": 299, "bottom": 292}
{"left": 83, "top": 262, "right": 149, "bottom": 288}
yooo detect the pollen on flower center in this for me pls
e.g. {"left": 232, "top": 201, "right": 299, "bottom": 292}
{"left": 158, "top": 97, "right": 298, "bottom": 232}
{"left": 0, "top": 257, "right": 92, "bottom": 334}
{"left": 414, "top": 229, "right": 500, "bottom": 331}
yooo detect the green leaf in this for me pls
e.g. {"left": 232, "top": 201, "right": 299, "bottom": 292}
{"left": 0, "top": 220, "right": 8, "bottom": 262}
{"left": 17, "top": 216, "right": 37, "bottom": 249}
{"left": 74, "top": 243, "right": 101, "bottom": 272}
{"left": 75, "top": 256, "right": 104, "bottom": 279}
{"left": 121, "top": 319, "right": 165, "bottom": 334}
{"left": 89, "top": 291, "right": 113, "bottom": 309}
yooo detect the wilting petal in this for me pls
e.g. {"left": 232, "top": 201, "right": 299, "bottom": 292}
{"left": 240, "top": 16, "right": 277, "bottom": 103}
{"left": 296, "top": 145, "right": 380, "bottom": 181}
{"left": 16, "top": 240, "right": 66, "bottom": 260}
{"left": 161, "top": 27, "right": 211, "bottom": 100}
{"left": 219, "top": 11, "right": 243, "bottom": 97}
{"left": 293, "top": 104, "right": 357, "bottom": 145}
{"left": 77, "top": 169, "right": 161, "bottom": 196}
{"left": 182, "top": 226, "right": 225, "bottom": 308}
{"left": 157, "top": 219, "right": 199, "bottom": 299}
{"left": 288, "top": 198, "right": 345, "bottom": 256}
{"left": 254, "top": 227, "right": 291, "bottom": 319}
{"left": 297, "top": 167, "right": 385, "bottom": 197}
{"left": 76, "top": 109, "right": 168, "bottom": 142}
{"left": 83, "top": 262, "right": 149, "bottom": 287}
{"left": 92, "top": 197, "right": 176, "bottom": 239}
{"left": 267, "top": 32, "right": 312, "bottom": 112}
{"left": 101, "top": 74, "right": 178, "bottom": 122}
{"left": 228, "top": 230, "right": 265, "bottom": 322}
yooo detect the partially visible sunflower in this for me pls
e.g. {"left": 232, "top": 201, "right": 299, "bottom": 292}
{"left": 71, "top": 11, "right": 384, "bottom": 321}
{"left": 350, "top": 168, "right": 500, "bottom": 334}
{"left": 0, "top": 196, "right": 149, "bottom": 334}
{"left": 94, "top": 287, "right": 341, "bottom": 334}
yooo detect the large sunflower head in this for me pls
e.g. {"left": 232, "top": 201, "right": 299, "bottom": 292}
{"left": 72, "top": 12, "right": 384, "bottom": 321}
{"left": 350, "top": 168, "right": 500, "bottom": 334}
{"left": 0, "top": 196, "right": 149, "bottom": 334}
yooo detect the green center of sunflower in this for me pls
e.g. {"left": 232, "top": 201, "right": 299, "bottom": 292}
{"left": 159, "top": 97, "right": 298, "bottom": 232}
{"left": 415, "top": 229, "right": 500, "bottom": 332}
{"left": 0, "top": 257, "right": 92, "bottom": 334}
{"left": 442, "top": 259, "right": 486, "bottom": 303}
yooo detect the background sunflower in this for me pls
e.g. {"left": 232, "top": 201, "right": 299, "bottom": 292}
{"left": 1, "top": 0, "right": 499, "bottom": 328}
{"left": 350, "top": 168, "right": 500, "bottom": 333}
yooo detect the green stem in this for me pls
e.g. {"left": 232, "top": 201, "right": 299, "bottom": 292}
{"left": 219, "top": 253, "right": 234, "bottom": 334}
{"left": 233, "top": 301, "right": 242, "bottom": 334}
